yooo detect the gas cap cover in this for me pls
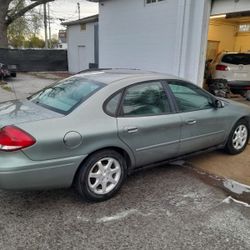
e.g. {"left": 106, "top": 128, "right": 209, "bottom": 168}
{"left": 63, "top": 131, "right": 82, "bottom": 148}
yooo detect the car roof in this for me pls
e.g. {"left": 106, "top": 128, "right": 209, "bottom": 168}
{"left": 75, "top": 68, "right": 180, "bottom": 84}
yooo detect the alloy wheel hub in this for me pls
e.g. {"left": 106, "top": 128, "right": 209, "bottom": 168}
{"left": 88, "top": 157, "right": 121, "bottom": 195}
{"left": 232, "top": 125, "right": 248, "bottom": 150}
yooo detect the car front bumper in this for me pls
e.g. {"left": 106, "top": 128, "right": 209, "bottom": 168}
{"left": 0, "top": 151, "right": 87, "bottom": 190}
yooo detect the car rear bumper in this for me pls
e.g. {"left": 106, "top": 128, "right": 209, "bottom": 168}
{"left": 228, "top": 81, "right": 250, "bottom": 90}
{"left": 0, "top": 151, "right": 87, "bottom": 190}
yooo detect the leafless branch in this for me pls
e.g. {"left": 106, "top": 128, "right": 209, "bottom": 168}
{"left": 6, "top": 0, "right": 54, "bottom": 25}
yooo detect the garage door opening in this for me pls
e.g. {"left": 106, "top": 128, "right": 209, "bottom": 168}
{"left": 204, "top": 11, "right": 250, "bottom": 103}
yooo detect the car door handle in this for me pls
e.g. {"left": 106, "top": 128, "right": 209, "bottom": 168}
{"left": 125, "top": 127, "right": 138, "bottom": 133}
{"left": 186, "top": 120, "right": 197, "bottom": 125}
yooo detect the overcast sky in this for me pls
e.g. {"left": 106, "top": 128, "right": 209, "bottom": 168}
{"left": 38, "top": 0, "right": 98, "bottom": 37}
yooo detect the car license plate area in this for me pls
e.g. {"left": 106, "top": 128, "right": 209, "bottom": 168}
{"left": 233, "top": 72, "right": 248, "bottom": 80}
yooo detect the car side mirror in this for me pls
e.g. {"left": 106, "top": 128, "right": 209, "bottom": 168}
{"left": 213, "top": 99, "right": 224, "bottom": 109}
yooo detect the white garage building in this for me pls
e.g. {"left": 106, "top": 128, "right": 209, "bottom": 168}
{"left": 63, "top": 15, "right": 99, "bottom": 73}
{"left": 88, "top": 0, "right": 250, "bottom": 86}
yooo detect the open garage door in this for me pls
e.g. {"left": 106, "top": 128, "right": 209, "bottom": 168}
{"left": 204, "top": 0, "right": 250, "bottom": 100}
{"left": 212, "top": 0, "right": 250, "bottom": 16}
{"left": 208, "top": 0, "right": 250, "bottom": 59}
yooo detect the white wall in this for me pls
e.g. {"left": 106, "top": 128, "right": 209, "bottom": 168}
{"left": 67, "top": 22, "right": 96, "bottom": 73}
{"left": 177, "top": 0, "right": 211, "bottom": 85}
{"left": 98, "top": 0, "right": 211, "bottom": 86}
{"left": 208, "top": 20, "right": 237, "bottom": 52}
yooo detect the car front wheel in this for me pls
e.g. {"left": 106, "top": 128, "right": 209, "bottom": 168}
{"left": 75, "top": 150, "right": 127, "bottom": 202}
{"left": 225, "top": 119, "right": 249, "bottom": 155}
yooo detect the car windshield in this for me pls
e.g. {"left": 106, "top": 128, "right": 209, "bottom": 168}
{"left": 28, "top": 77, "right": 105, "bottom": 114}
{"left": 221, "top": 53, "right": 250, "bottom": 65}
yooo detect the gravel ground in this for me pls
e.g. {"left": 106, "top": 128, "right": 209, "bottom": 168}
{"left": 0, "top": 73, "right": 250, "bottom": 249}
{"left": 0, "top": 166, "right": 249, "bottom": 250}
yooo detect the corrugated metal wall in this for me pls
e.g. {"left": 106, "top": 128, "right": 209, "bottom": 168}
{"left": 0, "top": 49, "right": 68, "bottom": 72}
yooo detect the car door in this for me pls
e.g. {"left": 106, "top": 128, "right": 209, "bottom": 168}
{"left": 167, "top": 80, "right": 228, "bottom": 155}
{"left": 117, "top": 80, "right": 182, "bottom": 167}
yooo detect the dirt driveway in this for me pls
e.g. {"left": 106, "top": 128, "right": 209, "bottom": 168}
{"left": 188, "top": 97, "right": 250, "bottom": 187}
{"left": 189, "top": 146, "right": 250, "bottom": 186}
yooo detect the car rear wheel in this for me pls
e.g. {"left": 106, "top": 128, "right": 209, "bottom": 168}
{"left": 246, "top": 90, "right": 250, "bottom": 101}
{"left": 225, "top": 119, "right": 249, "bottom": 155}
{"left": 75, "top": 150, "right": 127, "bottom": 202}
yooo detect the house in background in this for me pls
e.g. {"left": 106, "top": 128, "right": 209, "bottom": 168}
{"left": 88, "top": 0, "right": 250, "bottom": 86}
{"left": 63, "top": 15, "right": 99, "bottom": 73}
{"left": 57, "top": 30, "right": 68, "bottom": 50}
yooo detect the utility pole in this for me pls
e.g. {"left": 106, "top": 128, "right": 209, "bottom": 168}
{"left": 44, "top": 3, "right": 48, "bottom": 48}
{"left": 48, "top": 3, "right": 52, "bottom": 48}
{"left": 77, "top": 2, "right": 80, "bottom": 20}
{"left": 31, "top": 0, "right": 55, "bottom": 48}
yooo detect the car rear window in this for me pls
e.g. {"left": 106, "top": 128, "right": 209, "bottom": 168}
{"left": 221, "top": 54, "right": 250, "bottom": 65}
{"left": 28, "top": 77, "right": 105, "bottom": 114}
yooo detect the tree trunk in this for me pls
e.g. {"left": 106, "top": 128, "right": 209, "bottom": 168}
{"left": 0, "top": 1, "right": 10, "bottom": 48}
{"left": 0, "top": 0, "right": 53, "bottom": 48}
{"left": 0, "top": 22, "right": 8, "bottom": 48}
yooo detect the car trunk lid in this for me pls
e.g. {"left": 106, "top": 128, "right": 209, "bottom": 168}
{"left": 221, "top": 53, "right": 250, "bottom": 81}
{"left": 0, "top": 99, "right": 63, "bottom": 128}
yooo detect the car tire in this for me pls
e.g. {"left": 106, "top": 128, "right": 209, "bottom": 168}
{"left": 75, "top": 150, "right": 127, "bottom": 202}
{"left": 225, "top": 119, "right": 249, "bottom": 155}
{"left": 246, "top": 90, "right": 250, "bottom": 101}
{"left": 11, "top": 72, "right": 16, "bottom": 77}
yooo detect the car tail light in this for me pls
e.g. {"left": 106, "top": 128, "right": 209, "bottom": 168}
{"left": 0, "top": 126, "right": 36, "bottom": 151}
{"left": 216, "top": 64, "right": 229, "bottom": 71}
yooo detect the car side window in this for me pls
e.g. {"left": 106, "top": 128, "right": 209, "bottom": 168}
{"left": 121, "top": 81, "right": 171, "bottom": 117}
{"left": 168, "top": 81, "right": 213, "bottom": 112}
{"left": 105, "top": 92, "right": 122, "bottom": 116}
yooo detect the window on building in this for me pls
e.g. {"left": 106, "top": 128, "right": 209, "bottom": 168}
{"left": 80, "top": 24, "right": 86, "bottom": 31}
{"left": 239, "top": 24, "right": 250, "bottom": 32}
{"left": 145, "top": 0, "right": 165, "bottom": 4}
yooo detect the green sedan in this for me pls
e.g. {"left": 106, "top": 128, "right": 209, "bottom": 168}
{"left": 0, "top": 69, "right": 249, "bottom": 202}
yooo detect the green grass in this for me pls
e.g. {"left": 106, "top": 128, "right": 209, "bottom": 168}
{"left": 1, "top": 85, "right": 13, "bottom": 92}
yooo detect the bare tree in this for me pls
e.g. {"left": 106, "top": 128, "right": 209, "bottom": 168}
{"left": 0, "top": 0, "right": 54, "bottom": 48}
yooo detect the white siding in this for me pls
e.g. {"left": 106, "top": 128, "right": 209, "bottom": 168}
{"left": 178, "top": 0, "right": 211, "bottom": 84}
{"left": 98, "top": 0, "right": 211, "bottom": 86}
{"left": 67, "top": 22, "right": 96, "bottom": 73}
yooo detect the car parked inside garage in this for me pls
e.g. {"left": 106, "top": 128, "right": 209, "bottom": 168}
{"left": 208, "top": 52, "right": 250, "bottom": 97}
{"left": 0, "top": 69, "right": 249, "bottom": 202}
